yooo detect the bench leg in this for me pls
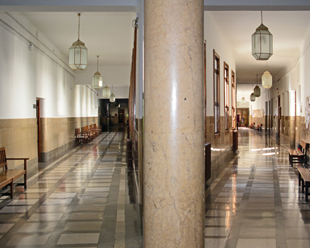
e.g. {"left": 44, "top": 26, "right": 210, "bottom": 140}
{"left": 24, "top": 173, "right": 27, "bottom": 189}
{"left": 306, "top": 182, "right": 309, "bottom": 202}
{"left": 10, "top": 181, "right": 13, "bottom": 199}
{"left": 302, "top": 179, "right": 305, "bottom": 194}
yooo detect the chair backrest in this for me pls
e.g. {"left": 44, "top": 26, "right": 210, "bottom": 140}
{"left": 92, "top": 124, "right": 95, "bottom": 129}
{"left": 75, "top": 128, "right": 81, "bottom": 135}
{"left": 0, "top": 147, "right": 8, "bottom": 170}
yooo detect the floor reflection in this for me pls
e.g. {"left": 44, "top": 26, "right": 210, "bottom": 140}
{"left": 205, "top": 128, "right": 310, "bottom": 248}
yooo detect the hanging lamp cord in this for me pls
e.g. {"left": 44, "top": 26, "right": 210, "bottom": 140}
{"left": 97, "top": 55, "right": 99, "bottom": 72}
{"left": 261, "top": 11, "right": 263, "bottom": 24}
{"left": 78, "top": 13, "right": 81, "bottom": 40}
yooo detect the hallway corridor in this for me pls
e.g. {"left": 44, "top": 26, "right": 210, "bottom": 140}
{"left": 0, "top": 129, "right": 309, "bottom": 247}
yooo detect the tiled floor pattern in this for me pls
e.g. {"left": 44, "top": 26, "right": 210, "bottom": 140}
{"left": 205, "top": 129, "right": 310, "bottom": 248}
{"left": 0, "top": 131, "right": 142, "bottom": 247}
{"left": 0, "top": 128, "right": 309, "bottom": 248}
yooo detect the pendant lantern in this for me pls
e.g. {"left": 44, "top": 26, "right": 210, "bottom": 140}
{"left": 250, "top": 93, "right": 255, "bottom": 102}
{"left": 69, "top": 13, "right": 88, "bottom": 70}
{"left": 262, "top": 71, "right": 272, "bottom": 89}
{"left": 92, "top": 56, "right": 103, "bottom": 89}
{"left": 102, "top": 85, "right": 110, "bottom": 98}
{"left": 252, "top": 11, "right": 273, "bottom": 60}
{"left": 110, "top": 85, "right": 116, "bottom": 103}
{"left": 253, "top": 75, "right": 261, "bottom": 97}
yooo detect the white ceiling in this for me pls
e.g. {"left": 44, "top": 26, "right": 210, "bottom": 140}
{"left": 208, "top": 11, "right": 310, "bottom": 84}
{"left": 21, "top": 10, "right": 310, "bottom": 85}
{"left": 22, "top": 12, "right": 136, "bottom": 66}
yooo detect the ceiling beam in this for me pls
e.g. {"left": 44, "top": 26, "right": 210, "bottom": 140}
{"left": 204, "top": 0, "right": 310, "bottom": 11}
{"left": 1, "top": 0, "right": 310, "bottom": 12}
{"left": 0, "top": 0, "right": 138, "bottom": 12}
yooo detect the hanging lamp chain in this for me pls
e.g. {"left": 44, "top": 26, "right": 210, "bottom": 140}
{"left": 97, "top": 55, "right": 99, "bottom": 72}
{"left": 78, "top": 13, "right": 81, "bottom": 40}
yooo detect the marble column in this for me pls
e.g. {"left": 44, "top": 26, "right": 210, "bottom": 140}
{"left": 144, "top": 0, "right": 205, "bottom": 247}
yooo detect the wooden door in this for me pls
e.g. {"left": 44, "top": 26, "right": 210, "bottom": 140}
{"left": 36, "top": 99, "right": 41, "bottom": 162}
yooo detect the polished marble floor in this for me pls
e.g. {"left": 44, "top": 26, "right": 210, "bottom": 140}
{"left": 0, "top": 131, "right": 142, "bottom": 247}
{"left": 0, "top": 128, "right": 309, "bottom": 248}
{"left": 205, "top": 128, "right": 310, "bottom": 248}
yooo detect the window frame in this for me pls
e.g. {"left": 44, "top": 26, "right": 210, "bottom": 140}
{"left": 224, "top": 62, "right": 229, "bottom": 132}
{"left": 213, "top": 50, "right": 220, "bottom": 137}
{"left": 231, "top": 70, "right": 236, "bottom": 129}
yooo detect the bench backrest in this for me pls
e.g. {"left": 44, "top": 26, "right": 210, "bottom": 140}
{"left": 300, "top": 139, "right": 308, "bottom": 152}
{"left": 0, "top": 147, "right": 8, "bottom": 171}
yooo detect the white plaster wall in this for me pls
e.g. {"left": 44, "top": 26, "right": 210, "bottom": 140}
{"left": 204, "top": 12, "right": 236, "bottom": 117}
{"left": 300, "top": 32, "right": 310, "bottom": 117}
{"left": 74, "top": 65, "right": 131, "bottom": 88}
{"left": 0, "top": 13, "right": 97, "bottom": 119}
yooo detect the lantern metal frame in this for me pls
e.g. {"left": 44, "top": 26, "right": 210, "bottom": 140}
{"left": 69, "top": 13, "right": 88, "bottom": 70}
{"left": 252, "top": 11, "right": 273, "bottom": 61}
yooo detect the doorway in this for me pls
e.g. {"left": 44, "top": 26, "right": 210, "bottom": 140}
{"left": 36, "top": 98, "right": 42, "bottom": 162}
{"left": 278, "top": 95, "right": 281, "bottom": 136}
{"left": 237, "top": 108, "right": 249, "bottom": 127}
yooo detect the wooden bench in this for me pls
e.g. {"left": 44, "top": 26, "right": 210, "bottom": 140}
{"left": 297, "top": 165, "right": 310, "bottom": 202}
{"left": 288, "top": 139, "right": 307, "bottom": 167}
{"left": 75, "top": 128, "right": 87, "bottom": 145}
{"left": 0, "top": 147, "right": 28, "bottom": 198}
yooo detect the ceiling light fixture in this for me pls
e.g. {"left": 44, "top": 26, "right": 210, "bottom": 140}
{"left": 102, "top": 85, "right": 110, "bottom": 98}
{"left": 250, "top": 90, "right": 255, "bottom": 102}
{"left": 262, "top": 62, "right": 272, "bottom": 89}
{"left": 69, "top": 13, "right": 88, "bottom": 70}
{"left": 252, "top": 11, "right": 273, "bottom": 60}
{"left": 110, "top": 85, "right": 116, "bottom": 103}
{"left": 92, "top": 55, "right": 103, "bottom": 89}
{"left": 254, "top": 74, "right": 261, "bottom": 97}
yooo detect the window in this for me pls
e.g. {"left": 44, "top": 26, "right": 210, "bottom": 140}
{"left": 214, "top": 50, "right": 220, "bottom": 135}
{"left": 224, "top": 62, "right": 229, "bottom": 131}
{"left": 231, "top": 71, "right": 236, "bottom": 128}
